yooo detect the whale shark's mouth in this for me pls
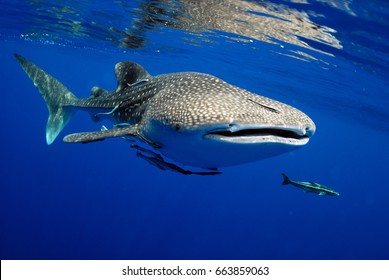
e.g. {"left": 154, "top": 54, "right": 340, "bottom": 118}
{"left": 204, "top": 127, "right": 311, "bottom": 145}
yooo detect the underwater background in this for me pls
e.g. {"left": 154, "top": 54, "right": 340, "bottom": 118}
{"left": 0, "top": 0, "right": 388, "bottom": 259}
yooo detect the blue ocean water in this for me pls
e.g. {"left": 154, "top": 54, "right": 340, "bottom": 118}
{"left": 0, "top": 0, "right": 388, "bottom": 260}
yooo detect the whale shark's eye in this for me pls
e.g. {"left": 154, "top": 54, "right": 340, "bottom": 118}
{"left": 175, "top": 124, "right": 181, "bottom": 130}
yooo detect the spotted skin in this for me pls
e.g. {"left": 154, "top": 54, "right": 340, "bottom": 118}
{"left": 15, "top": 54, "right": 316, "bottom": 171}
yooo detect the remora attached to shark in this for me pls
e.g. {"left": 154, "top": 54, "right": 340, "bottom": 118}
{"left": 15, "top": 54, "right": 315, "bottom": 174}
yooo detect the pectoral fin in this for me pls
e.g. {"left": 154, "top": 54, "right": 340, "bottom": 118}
{"left": 63, "top": 125, "right": 139, "bottom": 143}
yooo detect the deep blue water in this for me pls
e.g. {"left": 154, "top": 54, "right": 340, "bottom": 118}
{"left": 1, "top": 0, "right": 388, "bottom": 260}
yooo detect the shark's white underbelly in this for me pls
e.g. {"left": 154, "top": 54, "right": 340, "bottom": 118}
{"left": 142, "top": 122, "right": 302, "bottom": 168}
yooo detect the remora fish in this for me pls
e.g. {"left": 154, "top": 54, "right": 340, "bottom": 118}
{"left": 281, "top": 173, "right": 339, "bottom": 196}
{"left": 14, "top": 54, "right": 315, "bottom": 174}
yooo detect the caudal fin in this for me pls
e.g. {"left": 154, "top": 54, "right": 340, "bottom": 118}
{"left": 281, "top": 173, "right": 291, "bottom": 185}
{"left": 14, "top": 54, "right": 77, "bottom": 144}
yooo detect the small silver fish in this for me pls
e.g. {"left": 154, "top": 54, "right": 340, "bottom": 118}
{"left": 281, "top": 173, "right": 339, "bottom": 196}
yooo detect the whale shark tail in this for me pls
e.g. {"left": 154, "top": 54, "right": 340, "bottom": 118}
{"left": 14, "top": 54, "right": 78, "bottom": 145}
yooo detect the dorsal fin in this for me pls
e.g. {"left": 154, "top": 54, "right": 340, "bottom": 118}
{"left": 114, "top": 61, "right": 151, "bottom": 92}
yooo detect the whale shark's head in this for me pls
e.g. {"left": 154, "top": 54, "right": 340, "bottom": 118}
{"left": 140, "top": 72, "right": 315, "bottom": 168}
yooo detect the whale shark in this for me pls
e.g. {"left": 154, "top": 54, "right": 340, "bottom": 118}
{"left": 15, "top": 54, "right": 315, "bottom": 174}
